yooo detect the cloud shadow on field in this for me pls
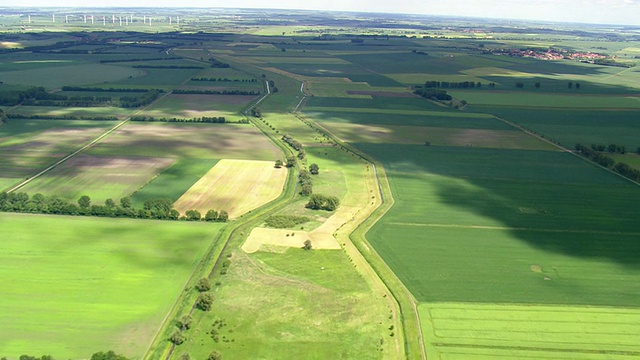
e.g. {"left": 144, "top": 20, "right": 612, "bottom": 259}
{"left": 355, "top": 142, "right": 640, "bottom": 267}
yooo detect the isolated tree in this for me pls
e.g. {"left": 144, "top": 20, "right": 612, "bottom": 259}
{"left": 120, "top": 196, "right": 132, "bottom": 208}
{"left": 169, "top": 330, "right": 186, "bottom": 345}
{"left": 185, "top": 209, "right": 201, "bottom": 221}
{"left": 300, "top": 184, "right": 313, "bottom": 196}
{"left": 515, "top": 82, "right": 524, "bottom": 88}
{"left": 176, "top": 314, "right": 193, "bottom": 331}
{"left": 309, "top": 163, "right": 319, "bottom": 175}
{"left": 217, "top": 210, "right": 229, "bottom": 222}
{"left": 534, "top": 82, "right": 541, "bottom": 88}
{"left": 575, "top": 82, "right": 581, "bottom": 89}
{"left": 274, "top": 159, "right": 283, "bottom": 168}
{"left": 195, "top": 277, "right": 212, "bottom": 292}
{"left": 90, "top": 351, "right": 130, "bottom": 360}
{"left": 196, "top": 292, "right": 215, "bottom": 311}
{"left": 207, "top": 351, "right": 222, "bottom": 360}
{"left": 286, "top": 155, "right": 296, "bottom": 168}
{"left": 205, "top": 209, "right": 218, "bottom": 221}
{"left": 78, "top": 195, "right": 91, "bottom": 209}
{"left": 303, "top": 239, "right": 312, "bottom": 250}
{"left": 568, "top": 81, "right": 573, "bottom": 89}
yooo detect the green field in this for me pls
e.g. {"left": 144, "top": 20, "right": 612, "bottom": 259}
{"left": 0, "top": 213, "right": 225, "bottom": 359}
{"left": 0, "top": 63, "right": 143, "bottom": 89}
{"left": 420, "top": 303, "right": 640, "bottom": 359}
{"left": 176, "top": 248, "right": 394, "bottom": 360}
{"left": 131, "top": 158, "right": 220, "bottom": 207}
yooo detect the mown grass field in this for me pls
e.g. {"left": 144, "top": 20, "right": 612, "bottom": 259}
{"left": 420, "top": 303, "right": 640, "bottom": 359}
{"left": 176, "top": 248, "right": 394, "bottom": 360}
{"left": 0, "top": 213, "right": 225, "bottom": 359}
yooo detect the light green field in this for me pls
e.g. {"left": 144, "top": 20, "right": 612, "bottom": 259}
{"left": 420, "top": 303, "right": 640, "bottom": 359}
{"left": 0, "top": 64, "right": 143, "bottom": 89}
{"left": 176, "top": 248, "right": 394, "bottom": 360}
{"left": 9, "top": 105, "right": 135, "bottom": 118}
{"left": 449, "top": 90, "right": 640, "bottom": 108}
{"left": 138, "top": 93, "right": 256, "bottom": 122}
{"left": 0, "top": 213, "right": 225, "bottom": 359}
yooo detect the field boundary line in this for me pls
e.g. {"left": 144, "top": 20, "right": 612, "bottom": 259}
{"left": 5, "top": 90, "right": 174, "bottom": 194}
{"left": 493, "top": 115, "right": 640, "bottom": 187}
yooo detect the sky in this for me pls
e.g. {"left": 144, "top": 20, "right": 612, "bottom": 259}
{"left": 2, "top": 0, "right": 640, "bottom": 26}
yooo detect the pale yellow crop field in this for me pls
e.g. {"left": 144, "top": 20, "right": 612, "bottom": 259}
{"left": 173, "top": 159, "right": 287, "bottom": 218}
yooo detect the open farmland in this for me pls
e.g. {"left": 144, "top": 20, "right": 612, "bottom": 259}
{"left": 173, "top": 159, "right": 287, "bottom": 218}
{"left": 137, "top": 93, "right": 258, "bottom": 122}
{"left": 0, "top": 213, "right": 225, "bottom": 359}
{"left": 420, "top": 303, "right": 640, "bottom": 359}
{"left": 0, "top": 63, "right": 143, "bottom": 89}
{"left": 19, "top": 155, "right": 175, "bottom": 203}
{"left": 0, "top": 119, "right": 117, "bottom": 191}
{"left": 87, "top": 122, "right": 281, "bottom": 160}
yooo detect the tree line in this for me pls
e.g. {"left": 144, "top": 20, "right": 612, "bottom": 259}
{"left": 423, "top": 80, "right": 484, "bottom": 89}
{"left": 132, "top": 65, "right": 205, "bottom": 69}
{"left": 131, "top": 115, "right": 230, "bottom": 123}
{"left": 210, "top": 58, "right": 231, "bottom": 68}
{"left": 306, "top": 194, "right": 340, "bottom": 211}
{"left": 99, "top": 57, "right": 181, "bottom": 63}
{"left": 191, "top": 77, "right": 258, "bottom": 83}
{"left": 6, "top": 114, "right": 117, "bottom": 121}
{"left": 0, "top": 86, "right": 162, "bottom": 108}
{"left": 575, "top": 144, "right": 640, "bottom": 182}
{"left": 414, "top": 88, "right": 452, "bottom": 101}
{"left": 4, "top": 350, "right": 130, "bottom": 360}
{"left": 172, "top": 89, "right": 260, "bottom": 96}
{"left": 61, "top": 86, "right": 160, "bottom": 93}
{"left": 0, "top": 193, "right": 228, "bottom": 222}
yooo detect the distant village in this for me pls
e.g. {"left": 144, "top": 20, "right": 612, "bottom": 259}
{"left": 487, "top": 47, "right": 607, "bottom": 61}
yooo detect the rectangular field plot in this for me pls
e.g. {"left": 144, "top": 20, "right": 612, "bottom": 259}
{"left": 0, "top": 213, "right": 225, "bottom": 359}
{"left": 86, "top": 123, "right": 282, "bottom": 161}
{"left": 453, "top": 90, "right": 640, "bottom": 109}
{"left": 131, "top": 158, "right": 220, "bottom": 207}
{"left": 358, "top": 143, "right": 640, "bottom": 306}
{"left": 0, "top": 119, "right": 116, "bottom": 189}
{"left": 420, "top": 303, "right": 640, "bottom": 359}
{"left": 0, "top": 63, "right": 143, "bottom": 89}
{"left": 173, "top": 159, "right": 287, "bottom": 218}
{"left": 20, "top": 155, "right": 175, "bottom": 203}
{"left": 482, "top": 108, "right": 640, "bottom": 150}
{"left": 318, "top": 121, "right": 555, "bottom": 150}
{"left": 137, "top": 93, "right": 258, "bottom": 122}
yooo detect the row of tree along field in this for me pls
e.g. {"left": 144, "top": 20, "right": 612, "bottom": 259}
{"left": 575, "top": 144, "right": 640, "bottom": 182}
{"left": 0, "top": 192, "right": 228, "bottom": 222}
{"left": 4, "top": 350, "right": 132, "bottom": 360}
{"left": 0, "top": 86, "right": 162, "bottom": 107}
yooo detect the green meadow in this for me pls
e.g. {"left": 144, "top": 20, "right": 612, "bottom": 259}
{"left": 0, "top": 213, "right": 225, "bottom": 359}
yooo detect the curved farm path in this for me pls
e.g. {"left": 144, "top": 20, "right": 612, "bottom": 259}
{"left": 289, "top": 80, "right": 426, "bottom": 359}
